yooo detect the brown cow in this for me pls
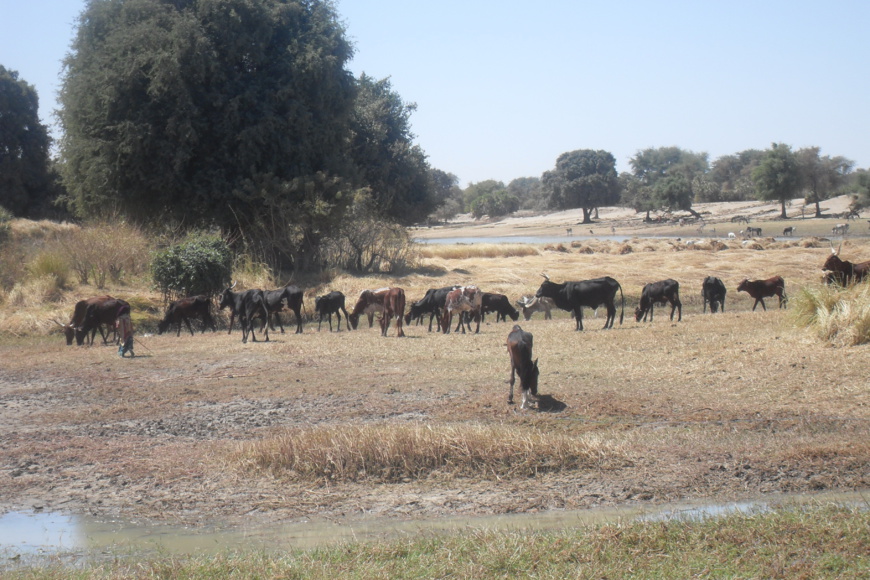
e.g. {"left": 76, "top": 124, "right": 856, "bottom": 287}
{"left": 506, "top": 325, "right": 539, "bottom": 409}
{"left": 736, "top": 276, "right": 787, "bottom": 311}
{"left": 157, "top": 295, "right": 217, "bottom": 336}
{"left": 380, "top": 287, "right": 406, "bottom": 337}
{"left": 348, "top": 288, "right": 389, "bottom": 330}
{"left": 441, "top": 286, "right": 482, "bottom": 334}
{"left": 822, "top": 244, "right": 870, "bottom": 286}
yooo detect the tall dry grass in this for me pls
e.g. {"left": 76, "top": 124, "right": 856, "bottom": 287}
{"left": 234, "top": 423, "right": 631, "bottom": 482}
{"left": 791, "top": 282, "right": 870, "bottom": 346}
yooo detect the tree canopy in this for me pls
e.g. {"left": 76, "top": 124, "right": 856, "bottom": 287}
{"left": 541, "top": 149, "right": 619, "bottom": 223}
{"left": 752, "top": 143, "right": 801, "bottom": 219}
{"left": 626, "top": 146, "right": 708, "bottom": 218}
{"left": 59, "top": 0, "right": 356, "bottom": 228}
{"left": 0, "top": 65, "right": 54, "bottom": 217}
{"left": 796, "top": 147, "right": 852, "bottom": 217}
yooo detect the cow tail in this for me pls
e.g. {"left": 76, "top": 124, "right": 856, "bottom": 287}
{"left": 618, "top": 281, "right": 625, "bottom": 325}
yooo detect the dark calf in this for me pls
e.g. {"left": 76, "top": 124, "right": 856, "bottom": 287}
{"left": 635, "top": 279, "right": 682, "bottom": 322}
{"left": 507, "top": 325, "right": 539, "bottom": 410}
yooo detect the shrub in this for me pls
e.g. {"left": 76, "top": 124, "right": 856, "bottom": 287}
{"left": 58, "top": 222, "right": 150, "bottom": 287}
{"left": 28, "top": 252, "right": 70, "bottom": 289}
{"left": 151, "top": 235, "right": 232, "bottom": 301}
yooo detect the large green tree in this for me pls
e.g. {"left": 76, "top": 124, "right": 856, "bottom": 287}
{"left": 542, "top": 149, "right": 619, "bottom": 223}
{"left": 796, "top": 147, "right": 852, "bottom": 217}
{"left": 348, "top": 74, "right": 433, "bottom": 225}
{"left": 58, "top": 0, "right": 355, "bottom": 233}
{"left": 752, "top": 143, "right": 801, "bottom": 219}
{"left": 627, "top": 146, "right": 708, "bottom": 218}
{"left": 0, "top": 65, "right": 53, "bottom": 217}
{"left": 708, "top": 149, "right": 764, "bottom": 202}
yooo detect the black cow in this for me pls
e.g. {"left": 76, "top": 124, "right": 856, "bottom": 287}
{"left": 404, "top": 286, "right": 460, "bottom": 332}
{"left": 218, "top": 283, "right": 271, "bottom": 343}
{"left": 635, "top": 279, "right": 682, "bottom": 322}
{"left": 535, "top": 274, "right": 624, "bottom": 331}
{"left": 157, "top": 295, "right": 217, "bottom": 336}
{"left": 701, "top": 276, "right": 726, "bottom": 314}
{"left": 263, "top": 284, "right": 304, "bottom": 334}
{"left": 736, "top": 276, "right": 787, "bottom": 311}
{"left": 54, "top": 295, "right": 114, "bottom": 345}
{"left": 506, "top": 325, "right": 539, "bottom": 410}
{"left": 315, "top": 291, "right": 350, "bottom": 331}
{"left": 481, "top": 292, "right": 520, "bottom": 323}
{"left": 80, "top": 298, "right": 131, "bottom": 346}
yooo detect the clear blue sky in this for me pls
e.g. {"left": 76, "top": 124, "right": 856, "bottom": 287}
{"left": 3, "top": 0, "right": 868, "bottom": 187}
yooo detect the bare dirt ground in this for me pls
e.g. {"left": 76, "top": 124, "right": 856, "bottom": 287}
{"left": 1, "top": 197, "right": 868, "bottom": 532}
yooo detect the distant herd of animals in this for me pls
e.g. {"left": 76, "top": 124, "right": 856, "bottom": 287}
{"left": 53, "top": 244, "right": 868, "bottom": 409}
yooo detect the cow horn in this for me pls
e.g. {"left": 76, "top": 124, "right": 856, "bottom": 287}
{"left": 230, "top": 280, "right": 237, "bottom": 289}
{"left": 541, "top": 273, "right": 550, "bottom": 281}
{"left": 837, "top": 243, "right": 842, "bottom": 255}
{"left": 51, "top": 318, "right": 66, "bottom": 327}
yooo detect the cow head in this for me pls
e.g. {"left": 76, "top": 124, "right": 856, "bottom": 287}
{"left": 218, "top": 284, "right": 236, "bottom": 311}
{"left": 53, "top": 319, "right": 76, "bottom": 346}
{"left": 736, "top": 279, "right": 749, "bottom": 293}
{"left": 634, "top": 307, "right": 645, "bottom": 322}
{"left": 535, "top": 274, "right": 561, "bottom": 300}
{"left": 157, "top": 318, "right": 170, "bottom": 335}
{"left": 348, "top": 312, "right": 360, "bottom": 329}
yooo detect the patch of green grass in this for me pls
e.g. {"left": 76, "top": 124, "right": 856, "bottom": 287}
{"left": 11, "top": 505, "right": 868, "bottom": 579}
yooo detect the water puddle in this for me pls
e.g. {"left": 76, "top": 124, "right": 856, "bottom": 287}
{"left": 1, "top": 490, "right": 866, "bottom": 566}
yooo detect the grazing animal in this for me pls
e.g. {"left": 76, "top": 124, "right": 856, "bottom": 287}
{"left": 79, "top": 298, "right": 131, "bottom": 346}
{"left": 745, "top": 226, "right": 762, "bottom": 237}
{"left": 782, "top": 226, "right": 795, "bottom": 236}
{"left": 701, "top": 276, "right": 727, "bottom": 313}
{"left": 55, "top": 295, "right": 115, "bottom": 345}
{"left": 736, "top": 276, "right": 787, "bottom": 311}
{"left": 441, "top": 286, "right": 482, "bottom": 334}
{"left": 822, "top": 244, "right": 870, "bottom": 285}
{"left": 506, "top": 325, "right": 539, "bottom": 410}
{"left": 379, "top": 287, "right": 406, "bottom": 337}
{"left": 157, "top": 295, "right": 216, "bottom": 336}
{"left": 262, "top": 284, "right": 304, "bottom": 334}
{"left": 349, "top": 288, "right": 389, "bottom": 330}
{"left": 535, "top": 274, "right": 624, "bottom": 331}
{"left": 314, "top": 291, "right": 350, "bottom": 332}
{"left": 566, "top": 228, "right": 573, "bottom": 236}
{"left": 515, "top": 296, "right": 554, "bottom": 321}
{"left": 404, "top": 286, "right": 460, "bottom": 332}
{"left": 832, "top": 223, "right": 849, "bottom": 236}
{"left": 218, "top": 283, "right": 271, "bottom": 343}
{"left": 635, "top": 279, "right": 682, "bottom": 322}
{"left": 728, "top": 232, "right": 736, "bottom": 240}
{"left": 731, "top": 215, "right": 750, "bottom": 224}
{"left": 480, "top": 292, "right": 520, "bottom": 323}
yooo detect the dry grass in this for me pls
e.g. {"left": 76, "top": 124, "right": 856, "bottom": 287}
{"left": 791, "top": 282, "right": 870, "bottom": 346}
{"left": 417, "top": 243, "right": 540, "bottom": 260}
{"left": 234, "top": 423, "right": 630, "bottom": 482}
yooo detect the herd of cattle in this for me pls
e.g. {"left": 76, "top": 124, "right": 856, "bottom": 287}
{"left": 55, "top": 245, "right": 869, "bottom": 350}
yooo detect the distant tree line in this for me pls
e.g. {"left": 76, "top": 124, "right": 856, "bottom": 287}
{"left": 445, "top": 144, "right": 865, "bottom": 224}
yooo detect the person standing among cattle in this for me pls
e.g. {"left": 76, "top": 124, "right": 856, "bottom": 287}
{"left": 116, "top": 303, "right": 134, "bottom": 357}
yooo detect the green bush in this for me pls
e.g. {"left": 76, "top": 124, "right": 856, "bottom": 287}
{"left": 151, "top": 235, "right": 233, "bottom": 301}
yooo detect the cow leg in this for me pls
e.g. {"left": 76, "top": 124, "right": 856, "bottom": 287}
{"left": 368, "top": 312, "right": 375, "bottom": 328}
{"left": 508, "top": 364, "right": 516, "bottom": 405}
{"left": 441, "top": 311, "right": 451, "bottom": 334}
{"left": 474, "top": 311, "right": 481, "bottom": 334}
{"left": 293, "top": 308, "right": 303, "bottom": 334}
{"left": 396, "top": 314, "right": 405, "bottom": 338}
{"left": 574, "top": 308, "right": 584, "bottom": 331}
{"left": 274, "top": 312, "right": 285, "bottom": 333}
{"left": 341, "top": 307, "right": 350, "bottom": 331}
{"left": 183, "top": 317, "right": 195, "bottom": 336}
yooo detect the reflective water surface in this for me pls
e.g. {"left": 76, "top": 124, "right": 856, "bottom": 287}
{"left": 1, "top": 490, "right": 866, "bottom": 566}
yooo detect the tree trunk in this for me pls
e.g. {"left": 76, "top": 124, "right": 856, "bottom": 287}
{"left": 814, "top": 200, "right": 822, "bottom": 218}
{"left": 780, "top": 200, "right": 788, "bottom": 219}
{"left": 581, "top": 207, "right": 593, "bottom": 224}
